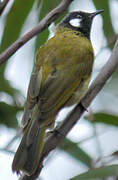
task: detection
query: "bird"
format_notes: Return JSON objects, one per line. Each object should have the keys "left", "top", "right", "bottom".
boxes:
{"left": 12, "top": 10, "right": 103, "bottom": 176}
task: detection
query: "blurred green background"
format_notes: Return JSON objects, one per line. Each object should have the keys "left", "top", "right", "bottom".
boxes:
{"left": 0, "top": 0, "right": 118, "bottom": 179}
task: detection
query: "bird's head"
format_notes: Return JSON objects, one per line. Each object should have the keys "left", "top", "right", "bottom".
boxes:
{"left": 58, "top": 10, "right": 104, "bottom": 39}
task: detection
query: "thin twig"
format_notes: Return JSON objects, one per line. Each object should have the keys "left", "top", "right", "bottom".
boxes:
{"left": 0, "top": 130, "right": 21, "bottom": 155}
{"left": 77, "top": 128, "right": 108, "bottom": 145}
{"left": 0, "top": 0, "right": 9, "bottom": 15}
{"left": 0, "top": 148, "right": 14, "bottom": 154}
{"left": 20, "top": 39, "right": 118, "bottom": 180}
{"left": 5, "top": 130, "right": 21, "bottom": 149}
{"left": 0, "top": 0, "right": 73, "bottom": 65}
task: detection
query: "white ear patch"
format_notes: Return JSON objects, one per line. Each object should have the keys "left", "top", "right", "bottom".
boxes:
{"left": 69, "top": 18, "right": 81, "bottom": 28}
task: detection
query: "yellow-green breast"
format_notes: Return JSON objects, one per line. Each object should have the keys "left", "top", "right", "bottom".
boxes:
{"left": 35, "top": 26, "right": 94, "bottom": 113}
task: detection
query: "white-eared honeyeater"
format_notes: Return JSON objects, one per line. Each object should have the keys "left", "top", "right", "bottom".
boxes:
{"left": 12, "top": 10, "right": 103, "bottom": 176}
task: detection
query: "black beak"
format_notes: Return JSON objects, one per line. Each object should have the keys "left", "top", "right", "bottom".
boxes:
{"left": 90, "top": 9, "right": 104, "bottom": 18}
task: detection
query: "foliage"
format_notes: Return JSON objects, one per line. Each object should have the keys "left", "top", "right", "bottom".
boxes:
{"left": 71, "top": 165, "right": 118, "bottom": 180}
{"left": 0, "top": 0, "right": 118, "bottom": 179}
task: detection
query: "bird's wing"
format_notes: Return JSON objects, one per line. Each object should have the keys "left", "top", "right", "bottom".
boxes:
{"left": 21, "top": 66, "right": 42, "bottom": 127}
{"left": 37, "top": 60, "right": 92, "bottom": 119}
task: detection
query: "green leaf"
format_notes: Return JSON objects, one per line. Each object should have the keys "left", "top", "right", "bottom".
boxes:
{"left": 104, "top": 68, "right": 118, "bottom": 95}
{"left": 35, "top": 0, "right": 62, "bottom": 52}
{"left": 85, "top": 112, "right": 118, "bottom": 127}
{"left": 60, "top": 138, "right": 93, "bottom": 168}
{"left": 35, "top": 29, "right": 49, "bottom": 53}
{"left": 71, "top": 165, "right": 118, "bottom": 180}
{"left": 93, "top": 0, "right": 115, "bottom": 47}
{"left": 0, "top": 78, "right": 19, "bottom": 97}
{"left": 0, "top": 0, "right": 35, "bottom": 53}
{"left": 0, "top": 102, "right": 23, "bottom": 128}
{"left": 0, "top": 0, "right": 35, "bottom": 83}
{"left": 37, "top": 0, "right": 42, "bottom": 8}
{"left": 39, "top": 0, "right": 61, "bottom": 20}
{"left": 0, "top": 0, "right": 35, "bottom": 98}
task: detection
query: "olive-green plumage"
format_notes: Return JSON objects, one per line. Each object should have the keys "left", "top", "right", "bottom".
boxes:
{"left": 12, "top": 10, "right": 103, "bottom": 176}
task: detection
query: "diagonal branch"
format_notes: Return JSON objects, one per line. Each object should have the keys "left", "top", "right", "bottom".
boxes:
{"left": 0, "top": 0, "right": 73, "bottom": 66}
{"left": 20, "top": 39, "right": 118, "bottom": 180}
{"left": 0, "top": 0, "right": 9, "bottom": 15}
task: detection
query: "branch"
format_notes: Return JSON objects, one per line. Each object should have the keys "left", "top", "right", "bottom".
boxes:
{"left": 5, "top": 130, "right": 21, "bottom": 149}
{"left": 0, "top": 148, "right": 14, "bottom": 154}
{"left": 0, "top": 0, "right": 9, "bottom": 15}
{"left": 20, "top": 39, "right": 118, "bottom": 180}
{"left": 0, "top": 0, "right": 73, "bottom": 66}
{"left": 0, "top": 130, "right": 21, "bottom": 155}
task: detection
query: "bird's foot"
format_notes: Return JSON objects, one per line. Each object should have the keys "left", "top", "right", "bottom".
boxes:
{"left": 48, "top": 129, "right": 64, "bottom": 138}
{"left": 80, "top": 101, "right": 88, "bottom": 112}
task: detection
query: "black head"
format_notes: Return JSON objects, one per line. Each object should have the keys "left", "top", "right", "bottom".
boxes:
{"left": 58, "top": 10, "right": 104, "bottom": 39}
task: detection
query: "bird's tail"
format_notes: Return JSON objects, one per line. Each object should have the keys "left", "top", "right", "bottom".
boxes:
{"left": 12, "top": 118, "right": 46, "bottom": 176}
